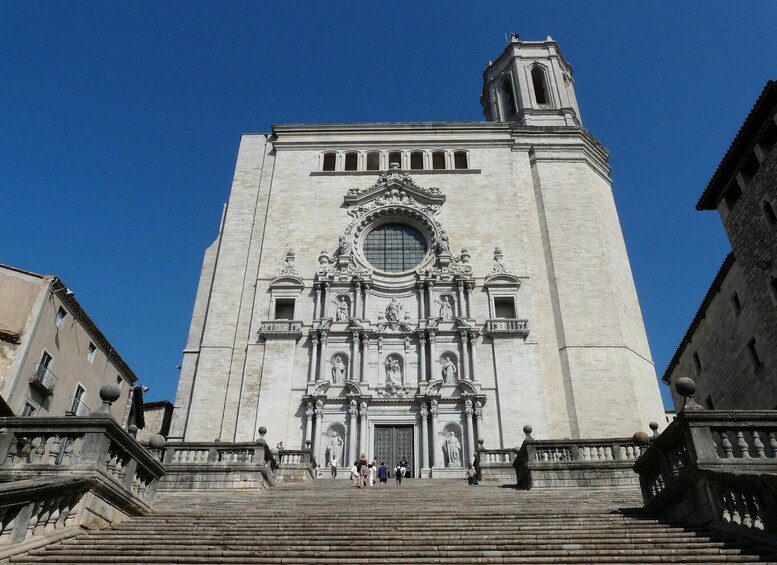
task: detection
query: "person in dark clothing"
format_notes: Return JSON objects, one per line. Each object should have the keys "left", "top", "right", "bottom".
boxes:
{"left": 378, "top": 461, "right": 389, "bottom": 486}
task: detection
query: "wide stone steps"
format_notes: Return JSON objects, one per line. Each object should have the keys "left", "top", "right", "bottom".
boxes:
{"left": 9, "top": 481, "right": 777, "bottom": 564}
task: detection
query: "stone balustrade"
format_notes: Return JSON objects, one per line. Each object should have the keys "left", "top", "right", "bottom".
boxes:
{"left": 0, "top": 411, "right": 165, "bottom": 558}
{"left": 514, "top": 426, "right": 644, "bottom": 489}
{"left": 633, "top": 407, "right": 777, "bottom": 543}
{"left": 483, "top": 319, "right": 530, "bottom": 337}
{"left": 257, "top": 320, "right": 304, "bottom": 339}
{"left": 474, "top": 446, "right": 517, "bottom": 481}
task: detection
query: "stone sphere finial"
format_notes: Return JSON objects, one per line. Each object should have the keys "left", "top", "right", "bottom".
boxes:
{"left": 460, "top": 248, "right": 470, "bottom": 263}
{"left": 148, "top": 434, "right": 166, "bottom": 449}
{"left": 675, "top": 377, "right": 703, "bottom": 411}
{"left": 523, "top": 425, "right": 534, "bottom": 440}
{"left": 649, "top": 421, "right": 659, "bottom": 438}
{"left": 128, "top": 424, "right": 138, "bottom": 437}
{"left": 258, "top": 426, "right": 267, "bottom": 437}
{"left": 633, "top": 431, "right": 650, "bottom": 445}
{"left": 305, "top": 439, "right": 311, "bottom": 447}
{"left": 95, "top": 383, "right": 121, "bottom": 416}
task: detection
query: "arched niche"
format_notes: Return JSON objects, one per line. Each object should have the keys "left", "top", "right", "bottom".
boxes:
{"left": 330, "top": 352, "right": 349, "bottom": 383}
{"left": 441, "top": 422, "right": 464, "bottom": 468}
{"left": 332, "top": 294, "right": 351, "bottom": 322}
{"left": 383, "top": 353, "right": 403, "bottom": 385}
{"left": 435, "top": 292, "right": 456, "bottom": 321}
{"left": 325, "top": 423, "right": 346, "bottom": 466}
{"left": 439, "top": 351, "right": 459, "bottom": 383}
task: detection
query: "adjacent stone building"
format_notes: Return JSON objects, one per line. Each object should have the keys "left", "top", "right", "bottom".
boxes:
{"left": 0, "top": 263, "right": 142, "bottom": 426}
{"left": 664, "top": 81, "right": 777, "bottom": 410}
{"left": 170, "top": 36, "right": 666, "bottom": 476}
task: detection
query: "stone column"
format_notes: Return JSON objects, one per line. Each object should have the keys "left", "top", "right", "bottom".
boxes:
{"left": 474, "top": 400, "right": 484, "bottom": 443}
{"left": 348, "top": 399, "right": 358, "bottom": 464}
{"left": 377, "top": 337, "right": 384, "bottom": 383}
{"left": 308, "top": 333, "right": 318, "bottom": 383}
{"left": 362, "top": 284, "right": 371, "bottom": 319}
{"left": 417, "top": 282, "right": 426, "bottom": 320}
{"left": 317, "top": 332, "right": 328, "bottom": 381}
{"left": 465, "top": 282, "right": 474, "bottom": 318}
{"left": 351, "top": 332, "right": 359, "bottom": 381}
{"left": 457, "top": 282, "right": 465, "bottom": 317}
{"left": 403, "top": 337, "right": 410, "bottom": 385}
{"left": 426, "top": 282, "right": 434, "bottom": 318}
{"left": 359, "top": 401, "right": 368, "bottom": 457}
{"left": 322, "top": 283, "right": 330, "bottom": 318}
{"left": 430, "top": 399, "right": 439, "bottom": 468}
{"left": 354, "top": 283, "right": 362, "bottom": 319}
{"left": 465, "top": 399, "right": 475, "bottom": 465}
{"left": 419, "top": 402, "right": 430, "bottom": 471}
{"left": 360, "top": 335, "right": 368, "bottom": 384}
{"left": 429, "top": 332, "right": 437, "bottom": 379}
{"left": 419, "top": 334, "right": 427, "bottom": 382}
{"left": 313, "top": 400, "right": 324, "bottom": 464}
{"left": 469, "top": 333, "right": 478, "bottom": 381}
{"left": 314, "top": 284, "right": 322, "bottom": 320}
{"left": 304, "top": 402, "right": 314, "bottom": 447}
{"left": 460, "top": 332, "right": 471, "bottom": 381}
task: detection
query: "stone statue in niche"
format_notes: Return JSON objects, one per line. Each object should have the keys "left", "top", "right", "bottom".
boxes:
{"left": 437, "top": 295, "right": 453, "bottom": 321}
{"left": 385, "top": 298, "right": 402, "bottom": 322}
{"left": 444, "top": 432, "right": 462, "bottom": 467}
{"left": 441, "top": 356, "right": 457, "bottom": 383}
{"left": 334, "top": 296, "right": 349, "bottom": 321}
{"left": 327, "top": 432, "right": 343, "bottom": 464}
{"left": 331, "top": 355, "right": 346, "bottom": 382}
{"left": 385, "top": 356, "right": 402, "bottom": 384}
{"left": 437, "top": 231, "right": 451, "bottom": 255}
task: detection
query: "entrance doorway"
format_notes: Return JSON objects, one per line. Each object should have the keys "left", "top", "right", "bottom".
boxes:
{"left": 374, "top": 426, "right": 414, "bottom": 478}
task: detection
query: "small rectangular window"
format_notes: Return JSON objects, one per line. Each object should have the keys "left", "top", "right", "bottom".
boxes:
{"left": 453, "top": 151, "right": 468, "bottom": 170}
{"left": 322, "top": 153, "right": 336, "bottom": 172}
{"left": 723, "top": 183, "right": 742, "bottom": 209}
{"left": 410, "top": 152, "right": 424, "bottom": 170}
{"left": 388, "top": 151, "right": 402, "bottom": 168}
{"left": 692, "top": 352, "right": 702, "bottom": 375}
{"left": 746, "top": 338, "right": 762, "bottom": 369}
{"left": 493, "top": 297, "right": 516, "bottom": 319}
{"left": 432, "top": 151, "right": 446, "bottom": 170}
{"left": 770, "top": 277, "right": 777, "bottom": 305}
{"left": 22, "top": 402, "right": 36, "bottom": 417}
{"left": 704, "top": 395, "right": 715, "bottom": 410}
{"left": 344, "top": 152, "right": 358, "bottom": 171}
{"left": 87, "top": 342, "right": 96, "bottom": 363}
{"left": 730, "top": 291, "right": 742, "bottom": 315}
{"left": 366, "top": 152, "right": 380, "bottom": 171}
{"left": 274, "top": 299, "right": 295, "bottom": 320}
{"left": 740, "top": 152, "right": 760, "bottom": 183}
{"left": 69, "top": 384, "right": 86, "bottom": 415}
{"left": 762, "top": 200, "right": 777, "bottom": 228}
{"left": 55, "top": 307, "right": 67, "bottom": 328}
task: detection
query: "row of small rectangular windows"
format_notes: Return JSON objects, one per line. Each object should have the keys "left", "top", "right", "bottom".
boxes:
{"left": 321, "top": 150, "right": 469, "bottom": 172}
{"left": 55, "top": 307, "right": 97, "bottom": 362}
{"left": 721, "top": 117, "right": 777, "bottom": 210}
{"left": 692, "top": 334, "right": 765, "bottom": 377}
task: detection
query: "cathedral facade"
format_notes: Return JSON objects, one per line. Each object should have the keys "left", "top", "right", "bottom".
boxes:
{"left": 169, "top": 37, "right": 665, "bottom": 477}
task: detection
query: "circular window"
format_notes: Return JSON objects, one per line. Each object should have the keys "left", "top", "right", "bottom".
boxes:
{"left": 363, "top": 223, "right": 428, "bottom": 273}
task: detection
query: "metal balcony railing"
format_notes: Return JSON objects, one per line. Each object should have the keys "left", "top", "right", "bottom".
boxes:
{"left": 29, "top": 364, "right": 58, "bottom": 396}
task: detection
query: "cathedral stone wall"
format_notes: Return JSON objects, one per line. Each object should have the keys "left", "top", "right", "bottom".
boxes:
{"left": 169, "top": 39, "right": 666, "bottom": 474}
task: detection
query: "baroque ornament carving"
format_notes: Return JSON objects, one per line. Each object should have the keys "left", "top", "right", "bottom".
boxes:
{"left": 487, "top": 247, "right": 512, "bottom": 277}
{"left": 376, "top": 382, "right": 413, "bottom": 399}
{"left": 277, "top": 249, "right": 301, "bottom": 278}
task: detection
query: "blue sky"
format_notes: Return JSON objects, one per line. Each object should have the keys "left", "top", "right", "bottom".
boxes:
{"left": 2, "top": 3, "right": 775, "bottom": 409}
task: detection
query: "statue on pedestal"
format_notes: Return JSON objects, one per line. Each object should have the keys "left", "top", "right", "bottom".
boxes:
{"left": 385, "top": 298, "right": 402, "bottom": 322}
{"left": 331, "top": 355, "right": 346, "bottom": 382}
{"left": 444, "top": 432, "right": 461, "bottom": 467}
{"left": 437, "top": 295, "right": 453, "bottom": 321}
{"left": 327, "top": 432, "right": 343, "bottom": 464}
{"left": 334, "top": 296, "right": 349, "bottom": 321}
{"left": 441, "top": 356, "right": 457, "bottom": 383}
{"left": 385, "top": 357, "right": 402, "bottom": 384}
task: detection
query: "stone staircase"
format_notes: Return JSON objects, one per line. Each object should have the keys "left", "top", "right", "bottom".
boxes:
{"left": 9, "top": 480, "right": 777, "bottom": 564}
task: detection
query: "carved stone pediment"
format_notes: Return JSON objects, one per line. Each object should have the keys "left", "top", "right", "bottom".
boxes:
{"left": 457, "top": 380, "right": 480, "bottom": 396}
{"left": 376, "top": 382, "right": 414, "bottom": 399}
{"left": 344, "top": 169, "right": 446, "bottom": 208}
{"left": 343, "top": 380, "right": 364, "bottom": 396}
{"left": 423, "top": 379, "right": 444, "bottom": 396}
{"left": 309, "top": 381, "right": 331, "bottom": 396}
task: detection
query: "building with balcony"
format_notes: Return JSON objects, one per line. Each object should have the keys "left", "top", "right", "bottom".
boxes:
{"left": 169, "top": 36, "right": 666, "bottom": 477}
{"left": 663, "top": 81, "right": 777, "bottom": 411}
{"left": 0, "top": 263, "right": 142, "bottom": 426}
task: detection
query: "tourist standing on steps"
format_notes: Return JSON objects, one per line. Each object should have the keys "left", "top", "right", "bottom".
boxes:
{"left": 378, "top": 462, "right": 389, "bottom": 486}
{"left": 466, "top": 464, "right": 478, "bottom": 486}
{"left": 368, "top": 462, "right": 375, "bottom": 487}
{"left": 330, "top": 456, "right": 338, "bottom": 479}
{"left": 395, "top": 461, "right": 404, "bottom": 486}
{"left": 358, "top": 453, "right": 369, "bottom": 488}
{"left": 350, "top": 461, "right": 359, "bottom": 487}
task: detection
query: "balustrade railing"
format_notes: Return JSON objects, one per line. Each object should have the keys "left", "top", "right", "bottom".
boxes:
{"left": 484, "top": 319, "right": 530, "bottom": 337}
{"left": 514, "top": 426, "right": 645, "bottom": 489}
{"left": 257, "top": 320, "right": 304, "bottom": 339}
{"left": 633, "top": 400, "right": 777, "bottom": 539}
{"left": 162, "top": 443, "right": 266, "bottom": 466}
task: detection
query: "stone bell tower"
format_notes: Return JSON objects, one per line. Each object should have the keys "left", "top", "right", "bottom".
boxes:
{"left": 481, "top": 35, "right": 582, "bottom": 127}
